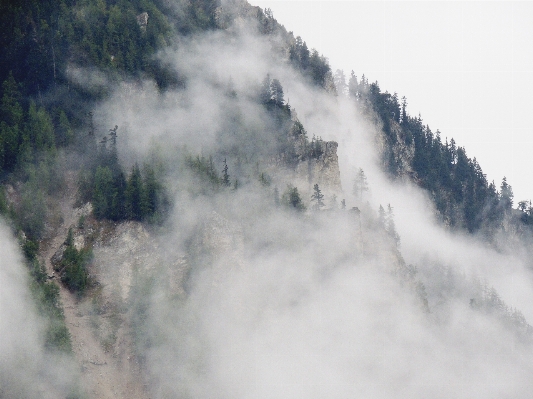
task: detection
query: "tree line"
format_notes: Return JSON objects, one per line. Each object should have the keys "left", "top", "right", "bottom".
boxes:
{"left": 336, "top": 70, "right": 518, "bottom": 235}
{"left": 78, "top": 124, "right": 166, "bottom": 223}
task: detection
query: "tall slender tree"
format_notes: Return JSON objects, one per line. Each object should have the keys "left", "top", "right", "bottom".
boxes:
{"left": 353, "top": 168, "right": 369, "bottom": 201}
{"left": 311, "top": 183, "right": 325, "bottom": 210}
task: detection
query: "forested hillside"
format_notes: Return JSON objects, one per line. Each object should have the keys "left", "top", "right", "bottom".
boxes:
{"left": 344, "top": 73, "right": 533, "bottom": 239}
{"left": 1, "top": 1, "right": 533, "bottom": 398}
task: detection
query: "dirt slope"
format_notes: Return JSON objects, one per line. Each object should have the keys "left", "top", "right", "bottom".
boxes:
{"left": 40, "top": 173, "right": 148, "bottom": 399}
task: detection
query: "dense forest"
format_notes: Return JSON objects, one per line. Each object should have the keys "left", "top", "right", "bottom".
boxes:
{"left": 1, "top": 1, "right": 533, "bottom": 398}
{"left": 0, "top": 0, "right": 336, "bottom": 358}
{"left": 0, "top": 0, "right": 530, "bottom": 335}
{"left": 341, "top": 73, "right": 533, "bottom": 239}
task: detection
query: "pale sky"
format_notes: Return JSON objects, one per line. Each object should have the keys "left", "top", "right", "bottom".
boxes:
{"left": 251, "top": 1, "right": 533, "bottom": 203}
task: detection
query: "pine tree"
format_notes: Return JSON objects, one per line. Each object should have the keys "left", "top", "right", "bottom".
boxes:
{"left": 143, "top": 164, "right": 159, "bottom": 217}
{"left": 378, "top": 204, "right": 386, "bottom": 227}
{"left": 222, "top": 158, "right": 230, "bottom": 187}
{"left": 259, "top": 74, "right": 271, "bottom": 104}
{"left": 108, "top": 125, "right": 118, "bottom": 169}
{"left": 334, "top": 69, "right": 347, "bottom": 96}
{"left": 311, "top": 183, "right": 325, "bottom": 211}
{"left": 282, "top": 185, "right": 305, "bottom": 211}
{"left": 0, "top": 72, "right": 23, "bottom": 170}
{"left": 500, "top": 177, "right": 514, "bottom": 212}
{"left": 93, "top": 166, "right": 113, "bottom": 219}
{"left": 348, "top": 71, "right": 358, "bottom": 98}
{"left": 400, "top": 96, "right": 407, "bottom": 124}
{"left": 353, "top": 168, "right": 369, "bottom": 201}
{"left": 386, "top": 204, "right": 400, "bottom": 246}
{"left": 125, "top": 164, "right": 145, "bottom": 220}
{"left": 61, "top": 228, "right": 89, "bottom": 293}
{"left": 270, "top": 78, "right": 284, "bottom": 107}
{"left": 109, "top": 171, "right": 127, "bottom": 221}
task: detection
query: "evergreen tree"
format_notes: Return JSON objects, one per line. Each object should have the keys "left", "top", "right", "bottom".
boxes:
{"left": 282, "top": 185, "right": 305, "bottom": 211}
{"left": 500, "top": 177, "right": 514, "bottom": 212}
{"left": 400, "top": 96, "right": 407, "bottom": 124}
{"left": 386, "top": 204, "right": 400, "bottom": 246}
{"left": 353, "top": 168, "right": 369, "bottom": 201}
{"left": 25, "top": 101, "right": 56, "bottom": 154}
{"left": 300, "top": 40, "right": 310, "bottom": 70}
{"left": 93, "top": 166, "right": 113, "bottom": 219}
{"left": 378, "top": 204, "right": 386, "bottom": 227}
{"left": 108, "top": 125, "right": 118, "bottom": 170}
{"left": 60, "top": 228, "right": 90, "bottom": 293}
{"left": 259, "top": 74, "right": 272, "bottom": 104}
{"left": 334, "top": 69, "right": 347, "bottom": 96}
{"left": 109, "top": 170, "right": 127, "bottom": 221}
{"left": 125, "top": 163, "right": 145, "bottom": 220}
{"left": 348, "top": 71, "right": 358, "bottom": 99}
{"left": 270, "top": 79, "right": 284, "bottom": 107}
{"left": 143, "top": 164, "right": 159, "bottom": 217}
{"left": 55, "top": 109, "right": 74, "bottom": 147}
{"left": 311, "top": 183, "right": 325, "bottom": 210}
{"left": 0, "top": 72, "right": 24, "bottom": 170}
{"left": 222, "top": 158, "right": 230, "bottom": 187}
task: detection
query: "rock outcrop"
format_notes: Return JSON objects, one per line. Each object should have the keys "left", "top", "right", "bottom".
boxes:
{"left": 136, "top": 12, "right": 148, "bottom": 32}
{"left": 294, "top": 140, "right": 342, "bottom": 193}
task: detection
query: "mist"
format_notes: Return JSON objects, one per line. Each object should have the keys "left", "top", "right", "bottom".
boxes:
{"left": 0, "top": 222, "right": 77, "bottom": 398}
{"left": 88, "top": 14, "right": 533, "bottom": 397}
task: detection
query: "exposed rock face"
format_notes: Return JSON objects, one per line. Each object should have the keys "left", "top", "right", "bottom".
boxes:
{"left": 295, "top": 140, "right": 342, "bottom": 193}
{"left": 215, "top": 0, "right": 261, "bottom": 29}
{"left": 376, "top": 119, "right": 415, "bottom": 181}
{"left": 136, "top": 12, "right": 148, "bottom": 31}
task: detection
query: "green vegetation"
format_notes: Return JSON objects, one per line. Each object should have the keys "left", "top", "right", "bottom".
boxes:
{"left": 311, "top": 183, "right": 325, "bottom": 211}
{"left": 60, "top": 228, "right": 92, "bottom": 294}
{"left": 77, "top": 125, "right": 167, "bottom": 223}
{"left": 289, "top": 36, "right": 333, "bottom": 88}
{"left": 349, "top": 74, "right": 521, "bottom": 236}
{"left": 22, "top": 237, "right": 72, "bottom": 352}
{"left": 281, "top": 185, "right": 305, "bottom": 212}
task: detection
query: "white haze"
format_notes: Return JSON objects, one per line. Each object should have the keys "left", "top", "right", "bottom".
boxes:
{"left": 0, "top": 222, "right": 77, "bottom": 398}
{"left": 91, "top": 15, "right": 533, "bottom": 397}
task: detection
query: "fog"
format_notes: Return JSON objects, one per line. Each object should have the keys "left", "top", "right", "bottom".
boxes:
{"left": 0, "top": 3, "right": 531, "bottom": 398}
{"left": 0, "top": 223, "right": 77, "bottom": 398}
{"left": 87, "top": 11, "right": 533, "bottom": 398}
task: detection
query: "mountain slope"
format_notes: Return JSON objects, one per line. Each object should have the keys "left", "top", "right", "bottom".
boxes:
{"left": 1, "top": 1, "right": 533, "bottom": 398}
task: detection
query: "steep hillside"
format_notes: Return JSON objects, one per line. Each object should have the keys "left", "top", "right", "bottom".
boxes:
{"left": 2, "top": 1, "right": 533, "bottom": 398}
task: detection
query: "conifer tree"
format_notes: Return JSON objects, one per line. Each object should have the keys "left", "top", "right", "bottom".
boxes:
{"left": 353, "top": 168, "right": 369, "bottom": 201}
{"left": 110, "top": 171, "right": 127, "bottom": 221}
{"left": 93, "top": 166, "right": 113, "bottom": 219}
{"left": 378, "top": 204, "right": 386, "bottom": 227}
{"left": 500, "top": 177, "right": 514, "bottom": 212}
{"left": 348, "top": 71, "right": 358, "bottom": 99}
{"left": 311, "top": 183, "right": 325, "bottom": 211}
{"left": 108, "top": 125, "right": 118, "bottom": 169}
{"left": 386, "top": 204, "right": 400, "bottom": 246}
{"left": 270, "top": 79, "right": 284, "bottom": 107}
{"left": 143, "top": 164, "right": 159, "bottom": 217}
{"left": 222, "top": 158, "right": 230, "bottom": 187}
{"left": 125, "top": 164, "right": 145, "bottom": 220}
{"left": 282, "top": 185, "right": 305, "bottom": 211}
{"left": 259, "top": 74, "right": 272, "bottom": 104}
{"left": 334, "top": 69, "right": 347, "bottom": 96}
